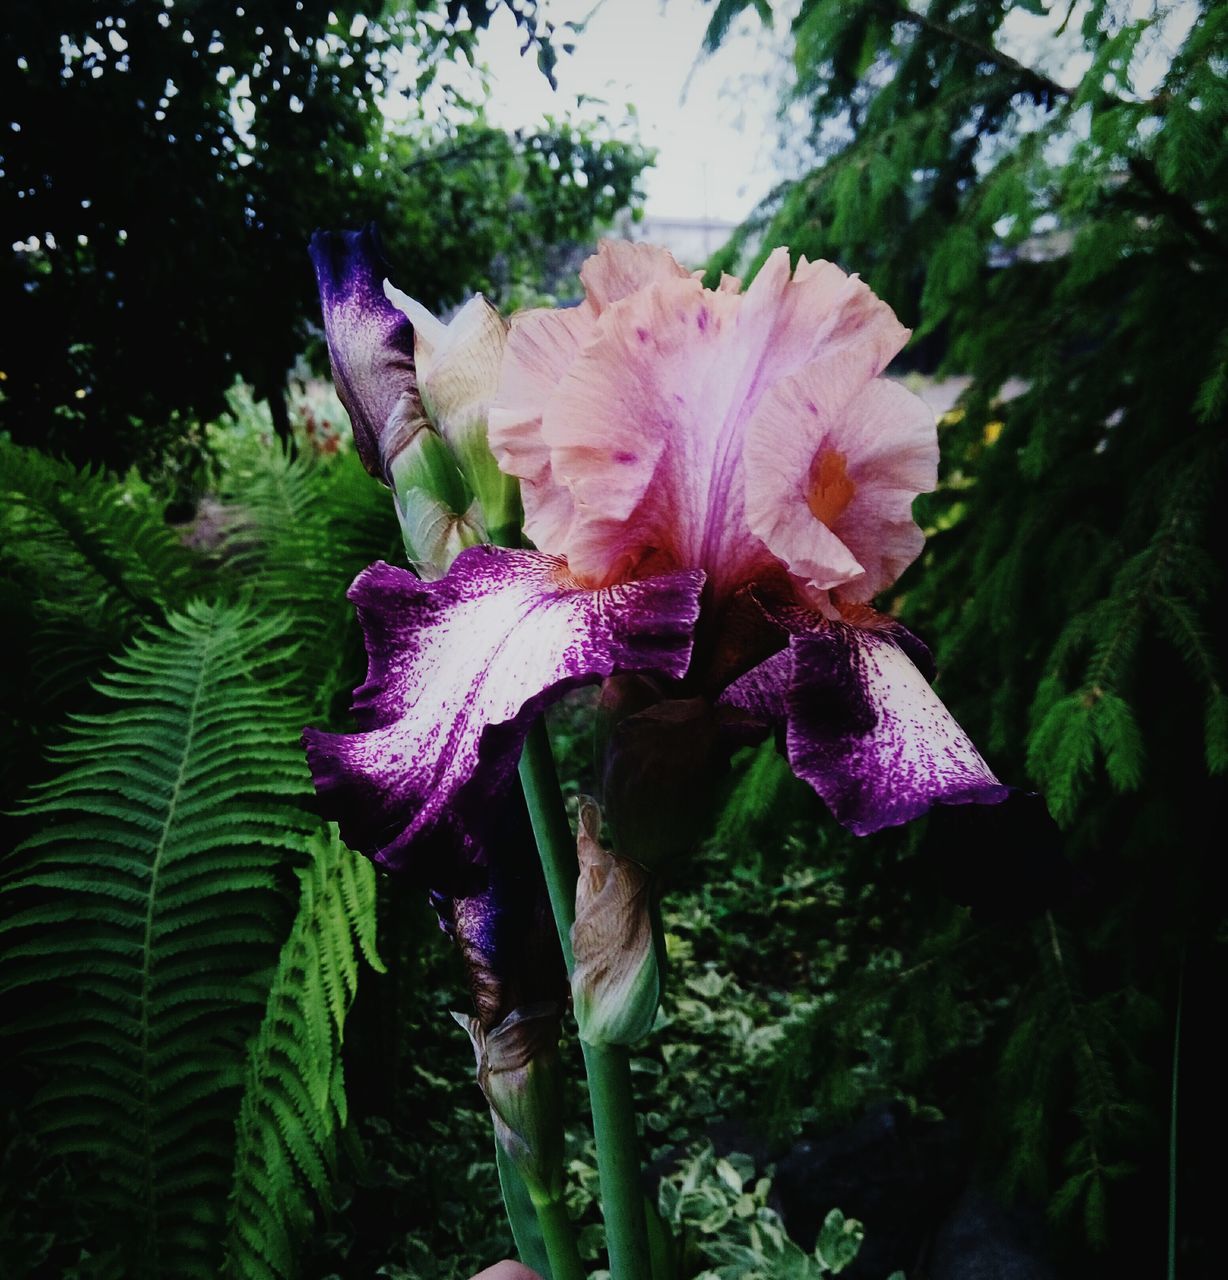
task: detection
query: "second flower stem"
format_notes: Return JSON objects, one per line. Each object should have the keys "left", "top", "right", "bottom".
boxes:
{"left": 534, "top": 1193, "right": 587, "bottom": 1280}
{"left": 580, "top": 1040, "right": 652, "bottom": 1280}
{"left": 518, "top": 722, "right": 652, "bottom": 1280}
{"left": 518, "top": 722, "right": 578, "bottom": 971}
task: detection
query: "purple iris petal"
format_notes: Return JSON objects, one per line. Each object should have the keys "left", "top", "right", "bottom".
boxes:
{"left": 719, "top": 647, "right": 791, "bottom": 728}
{"left": 786, "top": 624, "right": 1008, "bottom": 835}
{"left": 722, "top": 617, "right": 1007, "bottom": 835}
{"left": 309, "top": 225, "right": 418, "bottom": 480}
{"left": 304, "top": 545, "right": 704, "bottom": 875}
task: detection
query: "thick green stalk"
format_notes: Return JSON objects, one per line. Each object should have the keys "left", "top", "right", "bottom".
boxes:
{"left": 580, "top": 1040, "right": 652, "bottom": 1280}
{"left": 532, "top": 1192, "right": 587, "bottom": 1280}
{"left": 518, "top": 724, "right": 651, "bottom": 1280}
{"left": 1168, "top": 955, "right": 1185, "bottom": 1280}
{"left": 517, "top": 723, "right": 577, "bottom": 973}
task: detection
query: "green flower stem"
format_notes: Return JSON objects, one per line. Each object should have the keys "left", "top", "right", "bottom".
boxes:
{"left": 580, "top": 1039, "right": 652, "bottom": 1280}
{"left": 1168, "top": 952, "right": 1185, "bottom": 1280}
{"left": 518, "top": 723, "right": 651, "bottom": 1280}
{"left": 517, "top": 722, "right": 577, "bottom": 973}
{"left": 532, "top": 1191, "right": 587, "bottom": 1280}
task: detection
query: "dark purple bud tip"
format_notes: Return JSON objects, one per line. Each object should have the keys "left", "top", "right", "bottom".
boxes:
{"left": 309, "top": 224, "right": 420, "bottom": 480}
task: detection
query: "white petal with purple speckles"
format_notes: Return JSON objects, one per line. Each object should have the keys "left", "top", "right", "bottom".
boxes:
{"left": 786, "top": 624, "right": 1008, "bottom": 835}
{"left": 303, "top": 545, "right": 703, "bottom": 873}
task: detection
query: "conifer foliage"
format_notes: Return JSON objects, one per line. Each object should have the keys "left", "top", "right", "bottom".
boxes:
{"left": 704, "top": 0, "right": 1225, "bottom": 1265}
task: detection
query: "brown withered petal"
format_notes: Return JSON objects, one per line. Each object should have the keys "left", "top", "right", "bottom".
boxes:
{"left": 454, "top": 1003, "right": 565, "bottom": 1202}
{"left": 570, "top": 799, "right": 661, "bottom": 1045}
{"left": 596, "top": 680, "right": 726, "bottom": 870}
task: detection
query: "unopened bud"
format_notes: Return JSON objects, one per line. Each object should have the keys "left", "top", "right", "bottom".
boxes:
{"left": 385, "top": 285, "right": 522, "bottom": 545}
{"left": 454, "top": 1003, "right": 565, "bottom": 1206}
{"left": 570, "top": 799, "right": 662, "bottom": 1046}
{"left": 597, "top": 676, "right": 723, "bottom": 870}
{"left": 385, "top": 421, "right": 485, "bottom": 578}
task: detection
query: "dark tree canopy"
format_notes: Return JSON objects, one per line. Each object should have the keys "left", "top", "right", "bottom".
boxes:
{"left": 1, "top": 1, "right": 648, "bottom": 475}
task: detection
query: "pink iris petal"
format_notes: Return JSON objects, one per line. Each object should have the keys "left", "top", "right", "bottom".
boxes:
{"left": 488, "top": 305, "right": 596, "bottom": 556}
{"left": 490, "top": 240, "right": 691, "bottom": 557}
{"left": 745, "top": 367, "right": 938, "bottom": 602}
{"left": 722, "top": 616, "right": 1006, "bottom": 835}
{"left": 303, "top": 546, "right": 704, "bottom": 874}
{"left": 493, "top": 244, "right": 912, "bottom": 601}
{"left": 577, "top": 238, "right": 692, "bottom": 310}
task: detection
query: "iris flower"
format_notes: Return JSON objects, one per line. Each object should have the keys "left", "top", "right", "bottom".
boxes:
{"left": 305, "top": 237, "right": 1007, "bottom": 879}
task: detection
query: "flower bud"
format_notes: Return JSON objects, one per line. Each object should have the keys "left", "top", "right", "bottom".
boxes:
{"left": 454, "top": 1003, "right": 565, "bottom": 1206}
{"left": 309, "top": 226, "right": 490, "bottom": 577}
{"left": 570, "top": 799, "right": 663, "bottom": 1046}
{"left": 385, "top": 285, "right": 522, "bottom": 546}
{"left": 385, "top": 425, "right": 484, "bottom": 578}
{"left": 596, "top": 675, "right": 724, "bottom": 871}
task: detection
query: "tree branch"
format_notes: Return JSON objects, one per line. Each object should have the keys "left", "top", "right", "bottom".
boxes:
{"left": 877, "top": 1, "right": 1227, "bottom": 260}
{"left": 877, "top": 1, "right": 1075, "bottom": 100}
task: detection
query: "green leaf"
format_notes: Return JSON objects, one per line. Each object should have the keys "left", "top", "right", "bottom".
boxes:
{"left": 815, "top": 1208, "right": 864, "bottom": 1273}
{"left": 1, "top": 601, "right": 316, "bottom": 1278}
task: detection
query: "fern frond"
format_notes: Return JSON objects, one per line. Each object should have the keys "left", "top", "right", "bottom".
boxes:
{"left": 217, "top": 443, "right": 396, "bottom": 712}
{"left": 223, "top": 825, "right": 384, "bottom": 1280}
{"left": 0, "top": 437, "right": 200, "bottom": 627}
{"left": 0, "top": 439, "right": 204, "bottom": 811}
{"left": 0, "top": 600, "right": 316, "bottom": 1278}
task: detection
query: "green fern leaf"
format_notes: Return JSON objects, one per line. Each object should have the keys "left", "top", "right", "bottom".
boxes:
{"left": 0, "top": 600, "right": 316, "bottom": 1278}
{"left": 222, "top": 825, "right": 384, "bottom": 1280}
{"left": 217, "top": 443, "right": 396, "bottom": 713}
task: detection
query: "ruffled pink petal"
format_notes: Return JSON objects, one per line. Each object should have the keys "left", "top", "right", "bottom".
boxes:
{"left": 519, "top": 249, "right": 911, "bottom": 598}
{"left": 579, "top": 239, "right": 691, "bottom": 311}
{"left": 745, "top": 368, "right": 937, "bottom": 600}
{"left": 303, "top": 546, "right": 704, "bottom": 874}
{"left": 488, "top": 305, "right": 596, "bottom": 554}
{"left": 490, "top": 241, "right": 692, "bottom": 556}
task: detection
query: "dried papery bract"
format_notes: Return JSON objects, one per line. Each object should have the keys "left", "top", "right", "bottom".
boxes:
{"left": 455, "top": 1004, "right": 565, "bottom": 1206}
{"left": 570, "top": 799, "right": 662, "bottom": 1046}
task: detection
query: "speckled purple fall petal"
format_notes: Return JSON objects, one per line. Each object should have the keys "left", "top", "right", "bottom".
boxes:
{"left": 309, "top": 225, "right": 419, "bottom": 479}
{"left": 718, "top": 647, "right": 791, "bottom": 729}
{"left": 721, "top": 613, "right": 1005, "bottom": 835}
{"left": 303, "top": 545, "right": 704, "bottom": 874}
{"left": 785, "top": 623, "right": 1008, "bottom": 835}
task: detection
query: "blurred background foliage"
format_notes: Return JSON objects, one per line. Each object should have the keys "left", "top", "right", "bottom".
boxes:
{"left": 1, "top": 1, "right": 1225, "bottom": 1278}
{"left": 1, "top": 0, "right": 649, "bottom": 490}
